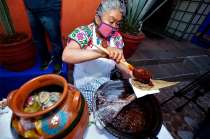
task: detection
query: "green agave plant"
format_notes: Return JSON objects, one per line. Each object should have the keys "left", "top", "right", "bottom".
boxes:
{"left": 0, "top": 0, "right": 15, "bottom": 36}
{"left": 121, "top": 0, "right": 167, "bottom": 35}
{"left": 0, "top": 0, "right": 28, "bottom": 44}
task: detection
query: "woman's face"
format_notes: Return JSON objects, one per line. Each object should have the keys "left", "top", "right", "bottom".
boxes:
{"left": 100, "top": 9, "right": 122, "bottom": 29}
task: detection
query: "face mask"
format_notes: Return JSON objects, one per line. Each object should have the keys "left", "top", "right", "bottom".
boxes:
{"left": 97, "top": 22, "right": 118, "bottom": 39}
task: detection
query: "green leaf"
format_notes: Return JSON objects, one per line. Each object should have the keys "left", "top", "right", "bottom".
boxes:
{"left": 131, "top": 0, "right": 147, "bottom": 25}
{"left": 0, "top": 0, "right": 15, "bottom": 35}
{"left": 136, "top": 0, "right": 157, "bottom": 23}
{"left": 121, "top": 0, "right": 161, "bottom": 34}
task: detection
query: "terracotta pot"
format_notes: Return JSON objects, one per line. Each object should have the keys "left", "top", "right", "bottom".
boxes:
{"left": 0, "top": 36, "right": 36, "bottom": 71}
{"left": 121, "top": 33, "right": 145, "bottom": 59}
{"left": 7, "top": 74, "right": 89, "bottom": 139}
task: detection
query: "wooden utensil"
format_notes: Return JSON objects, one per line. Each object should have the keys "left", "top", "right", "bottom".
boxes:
{"left": 95, "top": 44, "right": 134, "bottom": 70}
{"left": 95, "top": 44, "right": 152, "bottom": 85}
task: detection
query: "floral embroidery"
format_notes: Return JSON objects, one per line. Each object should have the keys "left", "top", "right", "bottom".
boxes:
{"left": 68, "top": 26, "right": 92, "bottom": 48}
{"left": 76, "top": 32, "right": 85, "bottom": 40}
{"left": 68, "top": 23, "right": 124, "bottom": 49}
{"left": 115, "top": 41, "right": 121, "bottom": 48}
{"left": 113, "top": 33, "right": 124, "bottom": 48}
{"left": 88, "top": 38, "right": 93, "bottom": 48}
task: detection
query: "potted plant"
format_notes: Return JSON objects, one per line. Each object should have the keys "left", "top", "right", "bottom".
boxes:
{"left": 120, "top": 0, "right": 167, "bottom": 58}
{"left": 0, "top": 0, "right": 36, "bottom": 71}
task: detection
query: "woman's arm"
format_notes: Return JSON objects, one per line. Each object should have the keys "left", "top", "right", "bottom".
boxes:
{"left": 62, "top": 40, "right": 106, "bottom": 64}
{"left": 106, "top": 47, "right": 133, "bottom": 79}
{"left": 116, "top": 61, "right": 133, "bottom": 79}
{"left": 97, "top": 46, "right": 133, "bottom": 79}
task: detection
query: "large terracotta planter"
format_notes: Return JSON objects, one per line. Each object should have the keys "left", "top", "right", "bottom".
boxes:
{"left": 7, "top": 74, "right": 89, "bottom": 139}
{"left": 0, "top": 36, "right": 36, "bottom": 71}
{"left": 121, "top": 33, "right": 145, "bottom": 59}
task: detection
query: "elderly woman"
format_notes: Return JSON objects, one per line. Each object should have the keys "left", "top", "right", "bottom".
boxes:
{"left": 62, "top": 0, "right": 131, "bottom": 111}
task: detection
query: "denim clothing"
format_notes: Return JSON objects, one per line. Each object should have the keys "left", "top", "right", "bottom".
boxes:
{"left": 27, "top": 9, "right": 63, "bottom": 65}
{"left": 24, "top": 0, "right": 61, "bottom": 12}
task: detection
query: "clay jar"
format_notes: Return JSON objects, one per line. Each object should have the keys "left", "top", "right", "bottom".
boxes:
{"left": 7, "top": 74, "right": 89, "bottom": 139}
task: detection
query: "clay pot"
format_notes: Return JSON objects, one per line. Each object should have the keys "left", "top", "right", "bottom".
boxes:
{"left": 121, "top": 33, "right": 145, "bottom": 59}
{"left": 7, "top": 74, "right": 89, "bottom": 139}
{"left": 0, "top": 35, "right": 36, "bottom": 71}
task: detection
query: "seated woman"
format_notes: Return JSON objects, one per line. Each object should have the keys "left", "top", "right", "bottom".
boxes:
{"left": 62, "top": 0, "right": 131, "bottom": 111}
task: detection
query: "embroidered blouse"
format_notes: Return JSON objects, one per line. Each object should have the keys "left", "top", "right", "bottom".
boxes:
{"left": 68, "top": 23, "right": 124, "bottom": 89}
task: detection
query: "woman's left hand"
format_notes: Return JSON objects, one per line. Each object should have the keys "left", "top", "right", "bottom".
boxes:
{"left": 106, "top": 47, "right": 124, "bottom": 63}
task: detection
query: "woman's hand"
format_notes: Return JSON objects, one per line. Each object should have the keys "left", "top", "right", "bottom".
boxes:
{"left": 106, "top": 47, "right": 124, "bottom": 63}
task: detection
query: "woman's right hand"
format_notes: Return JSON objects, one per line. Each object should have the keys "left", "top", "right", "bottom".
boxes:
{"left": 106, "top": 47, "right": 124, "bottom": 63}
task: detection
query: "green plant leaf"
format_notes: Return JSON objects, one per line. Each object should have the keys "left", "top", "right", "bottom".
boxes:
{"left": 121, "top": 0, "right": 166, "bottom": 34}
{"left": 137, "top": 0, "right": 157, "bottom": 23}
{"left": 0, "top": 0, "right": 15, "bottom": 36}
{"left": 129, "top": 0, "right": 140, "bottom": 23}
{"left": 131, "top": 0, "right": 147, "bottom": 25}
{"left": 126, "top": 0, "right": 133, "bottom": 22}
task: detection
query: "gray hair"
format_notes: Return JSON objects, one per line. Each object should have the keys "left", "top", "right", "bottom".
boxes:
{"left": 96, "top": 0, "right": 126, "bottom": 17}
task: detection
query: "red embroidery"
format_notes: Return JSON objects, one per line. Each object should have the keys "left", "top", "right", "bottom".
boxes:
{"left": 88, "top": 38, "right": 93, "bottom": 48}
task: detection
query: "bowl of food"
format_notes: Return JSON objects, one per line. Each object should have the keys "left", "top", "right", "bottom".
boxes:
{"left": 93, "top": 80, "right": 162, "bottom": 139}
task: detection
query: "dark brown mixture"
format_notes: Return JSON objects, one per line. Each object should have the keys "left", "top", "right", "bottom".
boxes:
{"left": 112, "top": 105, "right": 145, "bottom": 133}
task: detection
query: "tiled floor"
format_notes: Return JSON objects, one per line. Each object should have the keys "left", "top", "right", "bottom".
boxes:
{"left": 155, "top": 81, "right": 210, "bottom": 139}
{"left": 128, "top": 37, "right": 210, "bottom": 81}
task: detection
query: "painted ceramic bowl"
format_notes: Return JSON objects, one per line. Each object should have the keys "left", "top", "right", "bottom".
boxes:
{"left": 7, "top": 74, "right": 89, "bottom": 139}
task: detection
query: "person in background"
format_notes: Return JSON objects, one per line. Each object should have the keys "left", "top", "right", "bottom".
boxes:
{"left": 23, "top": 0, "right": 63, "bottom": 73}
{"left": 62, "top": 0, "right": 131, "bottom": 111}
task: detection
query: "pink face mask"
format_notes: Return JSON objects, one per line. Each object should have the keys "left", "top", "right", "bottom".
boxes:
{"left": 97, "top": 22, "right": 118, "bottom": 39}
